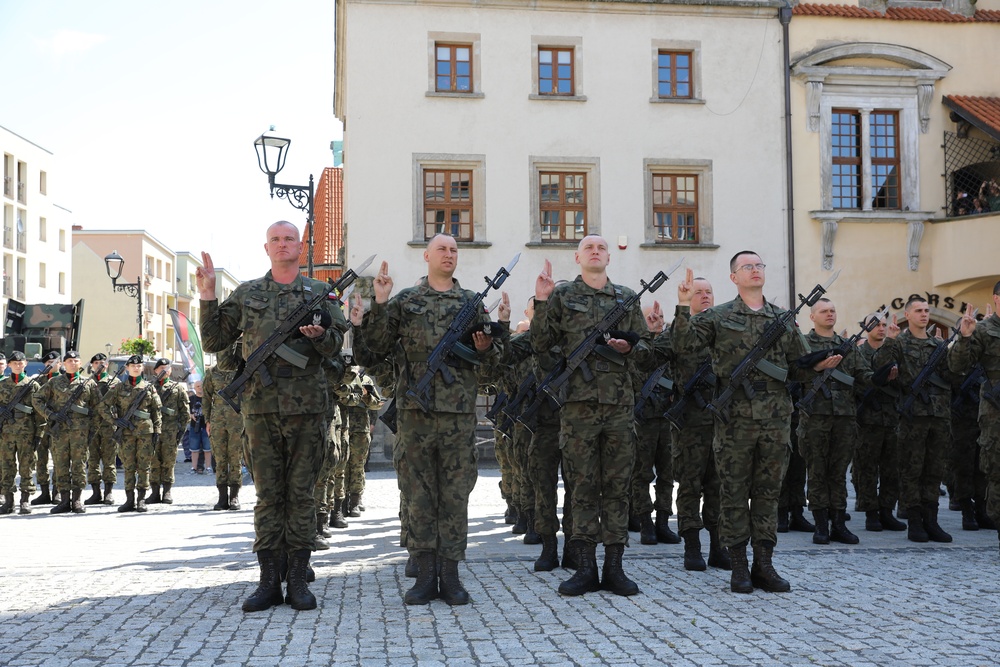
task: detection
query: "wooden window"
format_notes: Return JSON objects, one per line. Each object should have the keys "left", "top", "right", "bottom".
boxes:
{"left": 831, "top": 109, "right": 862, "bottom": 210}
{"left": 435, "top": 43, "right": 472, "bottom": 93}
{"left": 539, "top": 172, "right": 587, "bottom": 241}
{"left": 423, "top": 169, "right": 473, "bottom": 240}
{"left": 538, "top": 47, "right": 574, "bottom": 96}
{"left": 870, "top": 111, "right": 900, "bottom": 210}
{"left": 657, "top": 51, "right": 692, "bottom": 99}
{"left": 652, "top": 174, "right": 698, "bottom": 243}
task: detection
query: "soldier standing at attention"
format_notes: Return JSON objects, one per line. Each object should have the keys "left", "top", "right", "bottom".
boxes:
{"left": 33, "top": 351, "right": 100, "bottom": 515}
{"left": 344, "top": 359, "right": 384, "bottom": 517}
{"left": 198, "top": 220, "right": 347, "bottom": 613}
{"left": 532, "top": 235, "right": 652, "bottom": 597}
{"left": 671, "top": 252, "right": 839, "bottom": 593}
{"left": 149, "top": 358, "right": 190, "bottom": 505}
{"left": 203, "top": 350, "right": 246, "bottom": 511}
{"left": 30, "top": 350, "right": 62, "bottom": 506}
{"left": 0, "top": 351, "right": 45, "bottom": 515}
{"left": 359, "top": 234, "right": 509, "bottom": 606}
{"left": 83, "top": 353, "right": 122, "bottom": 506}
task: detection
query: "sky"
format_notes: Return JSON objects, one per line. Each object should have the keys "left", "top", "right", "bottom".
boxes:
{"left": 0, "top": 0, "right": 342, "bottom": 280}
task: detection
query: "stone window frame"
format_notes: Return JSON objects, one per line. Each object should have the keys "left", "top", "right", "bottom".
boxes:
{"left": 409, "top": 154, "right": 490, "bottom": 247}
{"left": 526, "top": 156, "right": 600, "bottom": 246}
{"left": 641, "top": 159, "right": 716, "bottom": 249}
{"left": 650, "top": 40, "right": 704, "bottom": 105}
{"left": 529, "top": 36, "right": 586, "bottom": 102}
{"left": 426, "top": 32, "right": 484, "bottom": 100}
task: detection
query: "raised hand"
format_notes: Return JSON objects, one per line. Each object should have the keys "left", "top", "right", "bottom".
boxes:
{"left": 958, "top": 302, "right": 977, "bottom": 338}
{"left": 373, "top": 261, "right": 394, "bottom": 304}
{"left": 196, "top": 252, "right": 217, "bottom": 298}
{"left": 677, "top": 267, "right": 694, "bottom": 306}
{"left": 349, "top": 293, "right": 365, "bottom": 327}
{"left": 498, "top": 291, "right": 511, "bottom": 323}
{"left": 887, "top": 314, "right": 901, "bottom": 339}
{"left": 535, "top": 259, "right": 555, "bottom": 301}
{"left": 645, "top": 300, "right": 665, "bottom": 333}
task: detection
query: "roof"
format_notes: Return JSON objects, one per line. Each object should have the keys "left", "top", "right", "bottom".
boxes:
{"left": 943, "top": 96, "right": 1000, "bottom": 142}
{"left": 792, "top": 3, "right": 1000, "bottom": 22}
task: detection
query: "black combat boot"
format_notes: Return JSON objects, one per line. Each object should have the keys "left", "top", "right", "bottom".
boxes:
{"left": 83, "top": 483, "right": 103, "bottom": 506}
{"left": 830, "top": 510, "right": 860, "bottom": 544}
{"left": 213, "top": 485, "right": 228, "bottom": 511}
{"left": 285, "top": 549, "right": 317, "bottom": 610}
{"left": 907, "top": 506, "right": 928, "bottom": 542}
{"left": 512, "top": 508, "right": 528, "bottom": 535}
{"left": 777, "top": 506, "right": 789, "bottom": 533}
{"left": 879, "top": 506, "right": 906, "bottom": 531}
{"left": 789, "top": 506, "right": 815, "bottom": 532}
{"left": 601, "top": 544, "right": 639, "bottom": 596}
{"left": 148, "top": 483, "right": 162, "bottom": 504}
{"left": 19, "top": 491, "right": 31, "bottom": 514}
{"left": 71, "top": 489, "right": 85, "bottom": 514}
{"left": 975, "top": 499, "right": 997, "bottom": 530}
{"left": 707, "top": 526, "right": 731, "bottom": 570}
{"left": 0, "top": 492, "right": 13, "bottom": 515}
{"left": 136, "top": 488, "right": 148, "bottom": 513}
{"left": 30, "top": 485, "right": 52, "bottom": 506}
{"left": 102, "top": 482, "right": 115, "bottom": 506}
{"left": 439, "top": 557, "right": 471, "bottom": 606}
{"left": 865, "top": 511, "right": 883, "bottom": 532}
{"left": 561, "top": 539, "right": 579, "bottom": 570}
{"left": 681, "top": 529, "right": 706, "bottom": 571}
{"left": 523, "top": 510, "right": 542, "bottom": 545}
{"left": 654, "top": 511, "right": 681, "bottom": 544}
{"left": 242, "top": 550, "right": 284, "bottom": 612}
{"left": 405, "top": 553, "right": 418, "bottom": 578}
{"left": 897, "top": 506, "right": 909, "bottom": 520}
{"left": 812, "top": 509, "right": 830, "bottom": 545}
{"left": 923, "top": 503, "right": 953, "bottom": 543}
{"left": 118, "top": 490, "right": 136, "bottom": 513}
{"left": 628, "top": 514, "right": 641, "bottom": 532}
{"left": 347, "top": 493, "right": 362, "bottom": 518}
{"left": 161, "top": 483, "right": 173, "bottom": 505}
{"left": 228, "top": 486, "right": 241, "bottom": 511}
{"left": 535, "top": 534, "right": 559, "bottom": 572}
{"left": 317, "top": 513, "right": 332, "bottom": 538}
{"left": 558, "top": 541, "right": 600, "bottom": 596}
{"left": 331, "top": 501, "right": 348, "bottom": 529}
{"left": 504, "top": 500, "right": 517, "bottom": 525}
{"left": 639, "top": 513, "right": 658, "bottom": 546}
{"left": 50, "top": 490, "right": 71, "bottom": 514}
{"left": 960, "top": 499, "right": 979, "bottom": 531}
{"left": 750, "top": 541, "right": 791, "bottom": 593}
{"left": 728, "top": 542, "right": 753, "bottom": 594}
{"left": 404, "top": 551, "right": 439, "bottom": 605}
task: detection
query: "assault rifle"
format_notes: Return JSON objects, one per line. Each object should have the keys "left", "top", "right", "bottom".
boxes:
{"left": 633, "top": 364, "right": 673, "bottom": 422}
{"left": 663, "top": 359, "right": 715, "bottom": 430}
{"left": 378, "top": 399, "right": 397, "bottom": 434}
{"left": 982, "top": 377, "right": 1000, "bottom": 410}
{"left": 898, "top": 323, "right": 965, "bottom": 418}
{"left": 485, "top": 391, "right": 509, "bottom": 427}
{"left": 219, "top": 255, "right": 375, "bottom": 413}
{"left": 795, "top": 308, "right": 887, "bottom": 416}
{"left": 45, "top": 377, "right": 94, "bottom": 437}
{"left": 707, "top": 270, "right": 840, "bottom": 424}
{"left": 517, "top": 260, "right": 682, "bottom": 432}
{"left": 112, "top": 368, "right": 169, "bottom": 443}
{"left": 497, "top": 371, "right": 537, "bottom": 438}
{"left": 951, "top": 364, "right": 985, "bottom": 411}
{"left": 0, "top": 374, "right": 41, "bottom": 431}
{"left": 406, "top": 254, "right": 520, "bottom": 413}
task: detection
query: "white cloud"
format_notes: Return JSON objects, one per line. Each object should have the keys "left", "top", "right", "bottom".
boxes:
{"left": 36, "top": 29, "right": 107, "bottom": 60}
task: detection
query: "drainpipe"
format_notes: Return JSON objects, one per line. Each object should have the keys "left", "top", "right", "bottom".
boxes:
{"left": 780, "top": 2, "right": 796, "bottom": 309}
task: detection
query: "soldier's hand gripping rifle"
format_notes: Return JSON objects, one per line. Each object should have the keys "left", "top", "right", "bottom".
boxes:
{"left": 517, "top": 260, "right": 682, "bottom": 432}
{"left": 485, "top": 390, "right": 509, "bottom": 427}
{"left": 219, "top": 255, "right": 375, "bottom": 413}
{"left": 952, "top": 364, "right": 985, "bottom": 411}
{"left": 497, "top": 371, "right": 537, "bottom": 438}
{"left": 0, "top": 374, "right": 41, "bottom": 432}
{"left": 897, "top": 320, "right": 967, "bottom": 418}
{"left": 795, "top": 308, "right": 887, "bottom": 416}
{"left": 112, "top": 368, "right": 169, "bottom": 443}
{"left": 45, "top": 378, "right": 94, "bottom": 437}
{"left": 633, "top": 364, "right": 673, "bottom": 422}
{"left": 663, "top": 359, "right": 716, "bottom": 430}
{"left": 405, "top": 254, "right": 520, "bottom": 413}
{"left": 707, "top": 270, "right": 840, "bottom": 424}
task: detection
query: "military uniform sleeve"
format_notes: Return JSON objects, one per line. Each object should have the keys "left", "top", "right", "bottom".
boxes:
{"left": 360, "top": 299, "right": 400, "bottom": 358}
{"left": 149, "top": 390, "right": 163, "bottom": 434}
{"left": 176, "top": 384, "right": 192, "bottom": 424}
{"left": 31, "top": 381, "right": 52, "bottom": 421}
{"left": 309, "top": 294, "right": 348, "bottom": 360}
{"left": 200, "top": 291, "right": 244, "bottom": 354}
{"left": 872, "top": 335, "right": 902, "bottom": 372}
{"left": 670, "top": 305, "right": 716, "bottom": 356}
{"left": 948, "top": 329, "right": 979, "bottom": 375}
{"left": 202, "top": 370, "right": 215, "bottom": 423}
{"left": 530, "top": 292, "right": 563, "bottom": 356}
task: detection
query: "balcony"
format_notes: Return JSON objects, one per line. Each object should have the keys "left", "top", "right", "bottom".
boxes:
{"left": 928, "top": 211, "right": 1000, "bottom": 287}
{"left": 3, "top": 176, "right": 10, "bottom": 199}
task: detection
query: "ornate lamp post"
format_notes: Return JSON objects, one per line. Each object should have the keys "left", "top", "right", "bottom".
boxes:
{"left": 254, "top": 133, "right": 315, "bottom": 277}
{"left": 104, "top": 250, "right": 143, "bottom": 336}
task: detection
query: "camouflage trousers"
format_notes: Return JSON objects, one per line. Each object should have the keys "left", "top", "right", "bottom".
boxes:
{"left": 120, "top": 432, "right": 154, "bottom": 492}
{"left": 527, "top": 409, "right": 572, "bottom": 536}
{"left": 50, "top": 424, "right": 90, "bottom": 491}
{"left": 952, "top": 418, "right": 985, "bottom": 501}
{"left": 346, "top": 429, "right": 372, "bottom": 496}
{"left": 560, "top": 402, "right": 634, "bottom": 546}
{"left": 332, "top": 427, "right": 350, "bottom": 502}
{"left": 854, "top": 422, "right": 900, "bottom": 512}
{"left": 397, "top": 409, "right": 478, "bottom": 561}
{"left": 779, "top": 429, "right": 807, "bottom": 510}
{"left": 714, "top": 416, "right": 790, "bottom": 548}
{"left": 673, "top": 419, "right": 721, "bottom": 534}
{"left": 86, "top": 428, "right": 118, "bottom": 485}
{"left": 493, "top": 428, "right": 514, "bottom": 503}
{"left": 392, "top": 433, "right": 411, "bottom": 549}
{"left": 512, "top": 423, "right": 534, "bottom": 512}
{"left": 150, "top": 429, "right": 180, "bottom": 485}
{"left": 978, "top": 419, "right": 1000, "bottom": 524}
{"left": 896, "top": 416, "right": 949, "bottom": 510}
{"left": 211, "top": 419, "right": 245, "bottom": 488}
{"left": 631, "top": 418, "right": 673, "bottom": 516}
{"left": 35, "top": 433, "right": 51, "bottom": 487}
{"left": 798, "top": 414, "right": 856, "bottom": 511}
{"left": 0, "top": 419, "right": 36, "bottom": 494}
{"left": 313, "top": 431, "right": 339, "bottom": 514}
{"left": 244, "top": 413, "right": 327, "bottom": 553}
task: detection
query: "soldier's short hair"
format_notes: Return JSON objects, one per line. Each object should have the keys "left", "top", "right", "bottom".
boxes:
{"left": 904, "top": 295, "right": 928, "bottom": 310}
{"left": 993, "top": 279, "right": 1000, "bottom": 296}
{"left": 729, "top": 250, "right": 760, "bottom": 273}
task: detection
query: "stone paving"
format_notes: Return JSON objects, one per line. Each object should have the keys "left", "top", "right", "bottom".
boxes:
{"left": 2, "top": 459, "right": 999, "bottom": 667}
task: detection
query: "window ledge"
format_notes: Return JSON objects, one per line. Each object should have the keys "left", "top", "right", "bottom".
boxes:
{"left": 425, "top": 91, "right": 485, "bottom": 100}
{"left": 810, "top": 210, "right": 933, "bottom": 224}
{"left": 810, "top": 210, "right": 935, "bottom": 272}
{"left": 407, "top": 240, "right": 492, "bottom": 248}
{"left": 528, "top": 94, "right": 587, "bottom": 102}
{"left": 649, "top": 97, "right": 705, "bottom": 105}
{"left": 639, "top": 242, "right": 718, "bottom": 249}
{"left": 524, "top": 241, "right": 581, "bottom": 247}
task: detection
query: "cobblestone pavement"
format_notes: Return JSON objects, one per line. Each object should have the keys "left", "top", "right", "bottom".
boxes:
{"left": 2, "top": 457, "right": 999, "bottom": 667}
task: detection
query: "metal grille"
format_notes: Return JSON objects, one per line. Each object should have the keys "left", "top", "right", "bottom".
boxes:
{"left": 943, "top": 131, "right": 1000, "bottom": 217}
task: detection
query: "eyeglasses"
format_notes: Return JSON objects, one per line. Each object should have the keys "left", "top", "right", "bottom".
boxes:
{"left": 735, "top": 263, "right": 766, "bottom": 273}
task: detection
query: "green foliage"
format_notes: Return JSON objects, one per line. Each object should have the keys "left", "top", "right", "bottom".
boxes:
{"left": 120, "top": 337, "right": 156, "bottom": 358}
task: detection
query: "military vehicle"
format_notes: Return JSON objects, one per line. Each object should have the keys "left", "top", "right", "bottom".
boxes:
{"left": 2, "top": 299, "right": 84, "bottom": 373}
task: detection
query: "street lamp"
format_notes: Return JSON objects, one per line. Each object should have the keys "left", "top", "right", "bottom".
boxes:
{"left": 254, "top": 132, "right": 315, "bottom": 277}
{"left": 104, "top": 250, "right": 143, "bottom": 337}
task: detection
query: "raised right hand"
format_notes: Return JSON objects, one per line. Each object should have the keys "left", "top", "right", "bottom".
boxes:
{"left": 196, "top": 252, "right": 217, "bottom": 298}
{"left": 373, "top": 261, "right": 393, "bottom": 304}
{"left": 535, "top": 259, "right": 554, "bottom": 301}
{"left": 677, "top": 267, "right": 694, "bottom": 306}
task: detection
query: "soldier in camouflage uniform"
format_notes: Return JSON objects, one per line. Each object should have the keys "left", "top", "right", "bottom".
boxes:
{"left": 532, "top": 237, "right": 652, "bottom": 597}
{"left": 32, "top": 351, "right": 101, "bottom": 515}
{"left": 29, "top": 351, "right": 62, "bottom": 506}
{"left": 345, "top": 362, "right": 384, "bottom": 516}
{"left": 314, "top": 360, "right": 347, "bottom": 548}
{"left": 950, "top": 289, "right": 1000, "bottom": 557}
{"left": 203, "top": 352, "right": 246, "bottom": 511}
{"left": 199, "top": 221, "right": 346, "bottom": 613}
{"left": 83, "top": 353, "right": 122, "bottom": 506}
{"left": 874, "top": 297, "right": 955, "bottom": 544}
{"left": 949, "top": 363, "right": 989, "bottom": 530}
{"left": 500, "top": 326, "right": 540, "bottom": 544}
{"left": 358, "top": 234, "right": 508, "bottom": 606}
{"left": 149, "top": 358, "right": 190, "bottom": 505}
{"left": 328, "top": 376, "right": 355, "bottom": 529}
{"left": 0, "top": 351, "right": 45, "bottom": 515}
{"left": 99, "top": 354, "right": 163, "bottom": 514}
{"left": 672, "top": 252, "right": 838, "bottom": 594}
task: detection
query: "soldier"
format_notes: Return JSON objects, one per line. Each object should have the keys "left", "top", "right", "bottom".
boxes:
{"left": 672, "top": 252, "right": 839, "bottom": 594}
{"left": 329, "top": 374, "right": 355, "bottom": 530}
{"left": 0, "top": 351, "right": 44, "bottom": 515}
{"left": 874, "top": 297, "right": 955, "bottom": 544}
{"left": 32, "top": 351, "right": 100, "bottom": 514}
{"left": 314, "top": 360, "right": 347, "bottom": 547}
{"left": 83, "top": 353, "right": 122, "bottom": 506}
{"left": 149, "top": 358, "right": 190, "bottom": 504}
{"left": 499, "top": 324, "right": 539, "bottom": 544}
{"left": 949, "top": 362, "right": 989, "bottom": 530}
{"left": 358, "top": 234, "right": 508, "bottom": 606}
{"left": 532, "top": 235, "right": 652, "bottom": 597}
{"left": 199, "top": 220, "right": 347, "bottom": 613}
{"left": 344, "top": 359, "right": 385, "bottom": 517}
{"left": 777, "top": 391, "right": 815, "bottom": 535}
{"left": 29, "top": 350, "right": 62, "bottom": 506}
{"left": 203, "top": 349, "right": 245, "bottom": 511}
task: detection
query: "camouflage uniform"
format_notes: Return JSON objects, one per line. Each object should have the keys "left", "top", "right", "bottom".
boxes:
{"left": 631, "top": 362, "right": 676, "bottom": 540}
{"left": 0, "top": 373, "right": 44, "bottom": 507}
{"left": 203, "top": 366, "right": 245, "bottom": 488}
{"left": 87, "top": 370, "right": 122, "bottom": 487}
{"left": 33, "top": 372, "right": 101, "bottom": 495}
{"left": 501, "top": 334, "right": 537, "bottom": 533}
{"left": 99, "top": 376, "right": 163, "bottom": 492}
{"left": 152, "top": 376, "right": 191, "bottom": 486}
{"left": 32, "top": 368, "right": 61, "bottom": 498}
{"left": 950, "top": 370, "right": 986, "bottom": 520}
{"left": 345, "top": 368, "right": 383, "bottom": 505}
{"left": 200, "top": 271, "right": 346, "bottom": 553}
{"left": 315, "top": 365, "right": 345, "bottom": 524}
{"left": 855, "top": 341, "right": 902, "bottom": 515}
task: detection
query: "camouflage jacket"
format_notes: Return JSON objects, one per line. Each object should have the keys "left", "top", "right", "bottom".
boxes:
{"left": 874, "top": 329, "right": 954, "bottom": 419}
{"left": 799, "top": 330, "right": 871, "bottom": 418}
{"left": 361, "top": 277, "right": 503, "bottom": 414}
{"left": 670, "top": 295, "right": 811, "bottom": 421}
{"left": 949, "top": 312, "right": 1000, "bottom": 421}
{"left": 200, "top": 270, "right": 347, "bottom": 416}
{"left": 156, "top": 378, "right": 191, "bottom": 434}
{"left": 99, "top": 376, "right": 163, "bottom": 435}
{"left": 531, "top": 275, "right": 651, "bottom": 407}
{"left": 856, "top": 340, "right": 901, "bottom": 426}
{"left": 92, "top": 372, "right": 122, "bottom": 399}
{"left": 0, "top": 372, "right": 45, "bottom": 435}
{"left": 343, "top": 368, "right": 383, "bottom": 432}
{"left": 202, "top": 366, "right": 240, "bottom": 427}
{"left": 32, "top": 372, "right": 101, "bottom": 431}
{"left": 654, "top": 322, "right": 714, "bottom": 427}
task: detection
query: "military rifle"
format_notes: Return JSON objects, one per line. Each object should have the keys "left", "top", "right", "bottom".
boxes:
{"left": 663, "top": 359, "right": 715, "bottom": 430}
{"left": 112, "top": 368, "right": 169, "bottom": 443}
{"left": 633, "top": 364, "right": 673, "bottom": 422}
{"left": 951, "top": 364, "right": 985, "bottom": 411}
{"left": 378, "top": 398, "right": 398, "bottom": 434}
{"left": 0, "top": 374, "right": 41, "bottom": 431}
{"left": 44, "top": 376, "right": 94, "bottom": 437}
{"left": 484, "top": 390, "right": 509, "bottom": 427}
{"left": 897, "top": 323, "right": 964, "bottom": 418}
{"left": 497, "top": 371, "right": 538, "bottom": 438}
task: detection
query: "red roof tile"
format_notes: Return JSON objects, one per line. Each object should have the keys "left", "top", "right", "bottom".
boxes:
{"left": 298, "top": 166, "right": 344, "bottom": 278}
{"left": 793, "top": 4, "right": 1000, "bottom": 22}
{"left": 943, "top": 96, "right": 1000, "bottom": 141}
